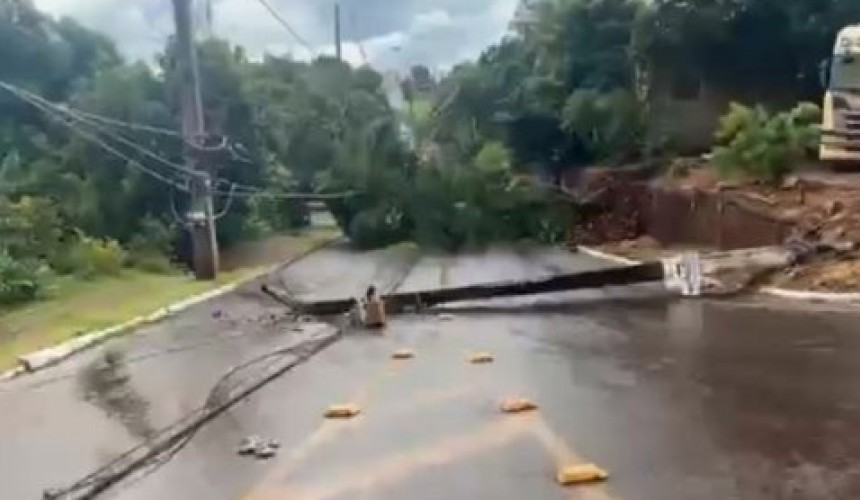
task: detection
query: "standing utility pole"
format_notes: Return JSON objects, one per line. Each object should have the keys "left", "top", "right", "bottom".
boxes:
{"left": 172, "top": 0, "right": 219, "bottom": 280}
{"left": 334, "top": 3, "right": 342, "bottom": 61}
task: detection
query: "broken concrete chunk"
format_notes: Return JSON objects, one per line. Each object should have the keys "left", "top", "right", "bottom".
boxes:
{"left": 825, "top": 200, "right": 845, "bottom": 216}
{"left": 500, "top": 397, "right": 538, "bottom": 414}
{"left": 237, "top": 436, "right": 262, "bottom": 455}
{"left": 469, "top": 352, "right": 494, "bottom": 364}
{"left": 556, "top": 464, "right": 609, "bottom": 485}
{"left": 254, "top": 443, "right": 279, "bottom": 459}
{"left": 324, "top": 404, "right": 361, "bottom": 419}
{"left": 782, "top": 176, "right": 800, "bottom": 190}
{"left": 391, "top": 349, "right": 415, "bottom": 360}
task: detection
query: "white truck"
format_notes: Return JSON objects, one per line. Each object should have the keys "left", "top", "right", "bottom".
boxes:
{"left": 821, "top": 25, "right": 860, "bottom": 165}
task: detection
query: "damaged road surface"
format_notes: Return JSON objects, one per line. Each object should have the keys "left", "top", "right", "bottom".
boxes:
{"left": 3, "top": 245, "right": 860, "bottom": 499}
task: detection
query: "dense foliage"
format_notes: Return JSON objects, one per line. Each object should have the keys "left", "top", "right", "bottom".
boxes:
{"left": 713, "top": 102, "right": 821, "bottom": 182}
{"left": 0, "top": 0, "right": 412, "bottom": 302}
{"left": 430, "top": 0, "right": 858, "bottom": 178}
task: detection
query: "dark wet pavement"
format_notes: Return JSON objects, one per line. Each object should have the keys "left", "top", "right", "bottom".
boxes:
{"left": 2, "top": 246, "right": 860, "bottom": 499}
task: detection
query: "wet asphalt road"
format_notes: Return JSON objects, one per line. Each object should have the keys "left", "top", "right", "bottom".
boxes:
{"left": 2, "top": 246, "right": 860, "bottom": 499}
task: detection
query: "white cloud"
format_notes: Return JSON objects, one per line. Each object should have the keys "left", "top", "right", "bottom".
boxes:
{"left": 32, "top": 0, "right": 519, "bottom": 71}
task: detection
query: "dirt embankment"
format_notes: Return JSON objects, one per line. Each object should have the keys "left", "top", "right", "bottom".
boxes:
{"left": 571, "top": 165, "right": 860, "bottom": 293}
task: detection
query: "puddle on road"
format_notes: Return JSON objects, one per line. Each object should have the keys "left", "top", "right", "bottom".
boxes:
{"left": 78, "top": 348, "right": 155, "bottom": 440}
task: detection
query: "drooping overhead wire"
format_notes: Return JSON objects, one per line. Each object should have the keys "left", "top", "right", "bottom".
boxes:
{"left": 4, "top": 83, "right": 200, "bottom": 178}
{"left": 0, "top": 81, "right": 359, "bottom": 202}
{"left": 213, "top": 184, "right": 356, "bottom": 200}
{"left": 349, "top": 8, "right": 369, "bottom": 65}
{"left": 0, "top": 82, "right": 192, "bottom": 191}
{"left": 213, "top": 183, "right": 236, "bottom": 219}
{"left": 58, "top": 106, "right": 183, "bottom": 137}
{"left": 253, "top": 0, "right": 317, "bottom": 57}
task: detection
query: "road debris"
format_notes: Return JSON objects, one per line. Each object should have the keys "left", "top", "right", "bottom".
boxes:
{"left": 254, "top": 442, "right": 279, "bottom": 459}
{"left": 363, "top": 285, "right": 387, "bottom": 328}
{"left": 237, "top": 436, "right": 280, "bottom": 459}
{"left": 237, "top": 436, "right": 262, "bottom": 455}
{"left": 556, "top": 464, "right": 609, "bottom": 485}
{"left": 439, "top": 313, "right": 455, "bottom": 321}
{"left": 469, "top": 352, "right": 494, "bottom": 364}
{"left": 391, "top": 349, "right": 415, "bottom": 360}
{"left": 324, "top": 404, "right": 361, "bottom": 419}
{"left": 500, "top": 397, "right": 538, "bottom": 413}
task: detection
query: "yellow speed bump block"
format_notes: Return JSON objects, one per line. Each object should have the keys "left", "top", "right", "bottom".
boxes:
{"left": 391, "top": 349, "right": 415, "bottom": 360}
{"left": 500, "top": 397, "right": 538, "bottom": 414}
{"left": 324, "top": 404, "right": 361, "bottom": 419}
{"left": 556, "top": 464, "right": 609, "bottom": 485}
{"left": 469, "top": 352, "right": 494, "bottom": 364}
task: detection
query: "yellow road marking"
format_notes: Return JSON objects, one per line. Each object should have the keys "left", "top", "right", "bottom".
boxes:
{"left": 242, "top": 367, "right": 482, "bottom": 499}
{"left": 255, "top": 417, "right": 531, "bottom": 500}
{"left": 242, "top": 359, "right": 397, "bottom": 500}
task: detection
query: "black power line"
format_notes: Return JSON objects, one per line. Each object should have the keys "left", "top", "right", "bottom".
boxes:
{"left": 0, "top": 82, "right": 192, "bottom": 191}
{"left": 254, "top": 0, "right": 317, "bottom": 56}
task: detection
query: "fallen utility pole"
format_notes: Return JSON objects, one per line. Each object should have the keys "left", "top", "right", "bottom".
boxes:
{"left": 263, "top": 261, "right": 667, "bottom": 316}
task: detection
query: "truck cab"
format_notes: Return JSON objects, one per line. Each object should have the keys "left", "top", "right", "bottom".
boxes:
{"left": 821, "top": 25, "right": 860, "bottom": 166}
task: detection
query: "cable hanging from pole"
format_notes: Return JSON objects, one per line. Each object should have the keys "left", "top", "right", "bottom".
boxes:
{"left": 213, "top": 183, "right": 236, "bottom": 219}
{"left": 254, "top": 0, "right": 317, "bottom": 57}
{"left": 3, "top": 82, "right": 200, "bottom": 178}
{"left": 0, "top": 83, "right": 192, "bottom": 191}
{"left": 1, "top": 80, "right": 360, "bottom": 202}
{"left": 56, "top": 106, "right": 183, "bottom": 137}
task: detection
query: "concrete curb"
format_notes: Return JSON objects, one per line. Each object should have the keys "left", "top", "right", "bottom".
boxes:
{"left": 2, "top": 235, "right": 344, "bottom": 381}
{"left": 575, "top": 246, "right": 640, "bottom": 266}
{"left": 15, "top": 277, "right": 248, "bottom": 375}
{"left": 759, "top": 287, "right": 860, "bottom": 303}
{"left": 578, "top": 245, "right": 860, "bottom": 304}
{"left": 0, "top": 366, "right": 24, "bottom": 383}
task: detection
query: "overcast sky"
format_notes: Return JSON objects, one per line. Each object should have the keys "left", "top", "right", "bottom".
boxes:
{"left": 32, "top": 0, "right": 520, "bottom": 73}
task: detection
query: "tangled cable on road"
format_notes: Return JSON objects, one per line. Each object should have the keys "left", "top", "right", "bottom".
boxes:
{"left": 43, "top": 238, "right": 422, "bottom": 499}
{"left": 44, "top": 330, "right": 341, "bottom": 500}
{"left": 42, "top": 238, "right": 348, "bottom": 500}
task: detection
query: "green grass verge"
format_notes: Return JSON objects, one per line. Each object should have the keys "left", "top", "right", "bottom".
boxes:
{"left": 0, "top": 229, "right": 339, "bottom": 371}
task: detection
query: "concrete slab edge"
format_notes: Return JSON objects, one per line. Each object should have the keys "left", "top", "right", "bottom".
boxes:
{"left": 575, "top": 246, "right": 640, "bottom": 266}
{"left": 759, "top": 287, "right": 860, "bottom": 303}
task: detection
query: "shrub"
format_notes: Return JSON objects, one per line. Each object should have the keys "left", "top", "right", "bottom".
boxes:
{"left": 63, "top": 237, "right": 127, "bottom": 279}
{"left": 713, "top": 102, "right": 821, "bottom": 182}
{"left": 128, "top": 252, "right": 175, "bottom": 274}
{"left": 0, "top": 196, "right": 63, "bottom": 262}
{"left": 0, "top": 251, "right": 51, "bottom": 305}
{"left": 127, "top": 217, "right": 176, "bottom": 274}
